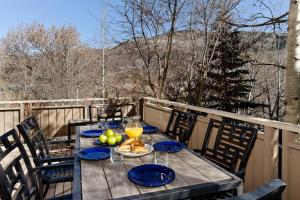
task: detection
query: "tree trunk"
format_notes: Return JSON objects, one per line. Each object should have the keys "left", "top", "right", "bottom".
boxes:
{"left": 285, "top": 0, "right": 300, "bottom": 125}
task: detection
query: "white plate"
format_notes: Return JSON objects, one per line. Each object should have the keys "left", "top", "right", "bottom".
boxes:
{"left": 115, "top": 144, "right": 153, "bottom": 157}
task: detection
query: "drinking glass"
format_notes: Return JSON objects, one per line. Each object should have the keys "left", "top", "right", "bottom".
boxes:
{"left": 99, "top": 121, "right": 109, "bottom": 130}
{"left": 155, "top": 151, "right": 168, "bottom": 166}
{"left": 110, "top": 148, "right": 123, "bottom": 163}
{"left": 132, "top": 115, "right": 141, "bottom": 122}
{"left": 121, "top": 117, "right": 130, "bottom": 130}
{"left": 142, "top": 135, "right": 153, "bottom": 146}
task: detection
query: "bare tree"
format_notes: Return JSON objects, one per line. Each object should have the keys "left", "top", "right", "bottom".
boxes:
{"left": 1, "top": 23, "right": 103, "bottom": 100}
{"left": 118, "top": 0, "right": 187, "bottom": 98}
{"left": 285, "top": 1, "right": 300, "bottom": 124}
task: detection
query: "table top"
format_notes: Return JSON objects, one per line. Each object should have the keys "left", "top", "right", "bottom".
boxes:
{"left": 73, "top": 125, "right": 242, "bottom": 200}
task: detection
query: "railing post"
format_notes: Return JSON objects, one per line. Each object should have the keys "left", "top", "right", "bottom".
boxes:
{"left": 84, "top": 99, "right": 88, "bottom": 119}
{"left": 139, "top": 98, "right": 144, "bottom": 121}
{"left": 281, "top": 130, "right": 298, "bottom": 200}
{"left": 20, "top": 103, "right": 24, "bottom": 122}
{"left": 263, "top": 127, "right": 279, "bottom": 182}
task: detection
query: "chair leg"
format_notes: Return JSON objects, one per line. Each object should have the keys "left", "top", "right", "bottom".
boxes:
{"left": 43, "top": 184, "right": 50, "bottom": 197}
{"left": 67, "top": 123, "right": 71, "bottom": 146}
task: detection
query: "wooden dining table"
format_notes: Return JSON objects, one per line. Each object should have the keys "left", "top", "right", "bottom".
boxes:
{"left": 73, "top": 125, "right": 242, "bottom": 200}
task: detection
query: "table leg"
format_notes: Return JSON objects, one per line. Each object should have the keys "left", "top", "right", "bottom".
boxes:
{"left": 237, "top": 181, "right": 244, "bottom": 195}
{"left": 67, "top": 123, "right": 71, "bottom": 145}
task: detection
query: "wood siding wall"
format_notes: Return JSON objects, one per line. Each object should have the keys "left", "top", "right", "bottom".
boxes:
{"left": 0, "top": 106, "right": 84, "bottom": 139}
{"left": 32, "top": 106, "right": 85, "bottom": 139}
{"left": 0, "top": 108, "right": 20, "bottom": 134}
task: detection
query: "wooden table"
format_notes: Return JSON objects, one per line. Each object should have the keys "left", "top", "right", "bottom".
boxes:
{"left": 73, "top": 125, "right": 242, "bottom": 200}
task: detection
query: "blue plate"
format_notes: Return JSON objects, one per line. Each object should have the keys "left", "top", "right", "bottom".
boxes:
{"left": 143, "top": 125, "right": 159, "bottom": 133}
{"left": 108, "top": 121, "right": 121, "bottom": 129}
{"left": 153, "top": 141, "right": 185, "bottom": 153}
{"left": 98, "top": 121, "right": 121, "bottom": 129}
{"left": 78, "top": 147, "right": 110, "bottom": 161}
{"left": 80, "top": 129, "right": 103, "bottom": 137}
{"left": 93, "top": 136, "right": 125, "bottom": 147}
{"left": 128, "top": 164, "right": 175, "bottom": 187}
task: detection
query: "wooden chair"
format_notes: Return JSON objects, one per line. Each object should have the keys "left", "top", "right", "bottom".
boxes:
{"left": 89, "top": 104, "right": 123, "bottom": 124}
{"left": 201, "top": 119, "right": 257, "bottom": 180}
{"left": 0, "top": 129, "right": 72, "bottom": 200}
{"left": 165, "top": 110, "right": 197, "bottom": 144}
{"left": 229, "top": 179, "right": 286, "bottom": 200}
{"left": 17, "top": 116, "right": 74, "bottom": 197}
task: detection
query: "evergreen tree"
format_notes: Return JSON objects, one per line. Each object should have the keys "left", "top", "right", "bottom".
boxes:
{"left": 205, "top": 26, "right": 260, "bottom": 113}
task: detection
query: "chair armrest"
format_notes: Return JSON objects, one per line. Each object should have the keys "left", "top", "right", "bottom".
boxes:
{"left": 40, "top": 156, "right": 74, "bottom": 164}
{"left": 229, "top": 179, "right": 286, "bottom": 200}
{"left": 234, "top": 169, "right": 246, "bottom": 180}
{"left": 38, "top": 162, "right": 74, "bottom": 171}
{"left": 46, "top": 138, "right": 75, "bottom": 145}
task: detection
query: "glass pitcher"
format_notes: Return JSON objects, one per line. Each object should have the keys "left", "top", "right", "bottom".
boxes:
{"left": 124, "top": 116, "right": 143, "bottom": 138}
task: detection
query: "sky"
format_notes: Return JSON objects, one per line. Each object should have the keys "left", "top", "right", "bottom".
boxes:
{"left": 0, "top": 0, "right": 289, "bottom": 48}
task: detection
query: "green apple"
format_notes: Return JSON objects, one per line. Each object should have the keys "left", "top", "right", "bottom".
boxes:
{"left": 105, "top": 129, "right": 115, "bottom": 137}
{"left": 107, "top": 136, "right": 117, "bottom": 145}
{"left": 115, "top": 133, "right": 123, "bottom": 143}
{"left": 99, "top": 134, "right": 107, "bottom": 143}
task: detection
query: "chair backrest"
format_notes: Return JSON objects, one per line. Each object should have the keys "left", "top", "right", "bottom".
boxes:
{"left": 0, "top": 129, "right": 40, "bottom": 200}
{"left": 230, "top": 179, "right": 286, "bottom": 200}
{"left": 17, "top": 116, "right": 50, "bottom": 167}
{"left": 89, "top": 104, "right": 123, "bottom": 124}
{"left": 201, "top": 119, "right": 257, "bottom": 179}
{"left": 166, "top": 110, "right": 197, "bottom": 144}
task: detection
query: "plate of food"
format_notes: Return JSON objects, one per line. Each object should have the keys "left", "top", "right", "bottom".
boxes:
{"left": 115, "top": 138, "right": 153, "bottom": 157}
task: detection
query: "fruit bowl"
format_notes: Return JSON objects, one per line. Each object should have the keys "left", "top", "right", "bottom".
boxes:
{"left": 94, "top": 137, "right": 124, "bottom": 147}
{"left": 94, "top": 129, "right": 124, "bottom": 147}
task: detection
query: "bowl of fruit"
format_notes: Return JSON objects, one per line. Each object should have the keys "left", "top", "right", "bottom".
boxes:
{"left": 94, "top": 129, "right": 124, "bottom": 147}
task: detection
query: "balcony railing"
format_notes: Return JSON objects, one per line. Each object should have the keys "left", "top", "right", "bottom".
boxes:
{"left": 0, "top": 97, "right": 134, "bottom": 139}
{"left": 0, "top": 97, "right": 299, "bottom": 199}
{"left": 140, "top": 97, "right": 300, "bottom": 200}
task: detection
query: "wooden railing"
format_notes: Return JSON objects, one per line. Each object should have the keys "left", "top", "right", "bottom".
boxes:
{"left": 140, "top": 97, "right": 300, "bottom": 200}
{"left": 0, "top": 98, "right": 135, "bottom": 138}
